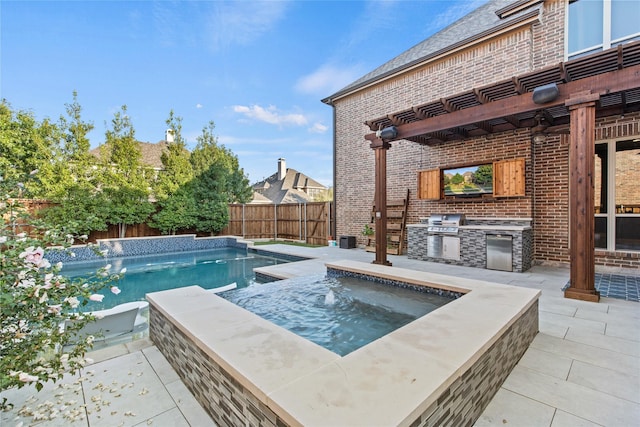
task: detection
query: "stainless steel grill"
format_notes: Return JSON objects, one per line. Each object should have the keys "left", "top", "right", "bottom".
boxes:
{"left": 426, "top": 213, "right": 466, "bottom": 234}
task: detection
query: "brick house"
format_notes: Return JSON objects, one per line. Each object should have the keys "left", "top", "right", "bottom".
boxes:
{"left": 322, "top": 0, "right": 639, "bottom": 300}
{"left": 251, "top": 158, "right": 328, "bottom": 204}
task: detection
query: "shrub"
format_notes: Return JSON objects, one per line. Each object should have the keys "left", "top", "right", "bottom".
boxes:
{"left": 0, "top": 175, "right": 122, "bottom": 408}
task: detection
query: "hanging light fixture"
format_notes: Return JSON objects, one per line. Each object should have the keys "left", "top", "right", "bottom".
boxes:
{"left": 532, "top": 83, "right": 559, "bottom": 104}
{"left": 376, "top": 126, "right": 398, "bottom": 140}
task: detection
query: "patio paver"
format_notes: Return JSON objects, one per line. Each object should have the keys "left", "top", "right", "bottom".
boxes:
{"left": 1, "top": 245, "right": 638, "bottom": 426}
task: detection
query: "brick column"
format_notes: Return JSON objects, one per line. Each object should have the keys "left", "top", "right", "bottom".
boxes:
{"left": 564, "top": 91, "right": 600, "bottom": 302}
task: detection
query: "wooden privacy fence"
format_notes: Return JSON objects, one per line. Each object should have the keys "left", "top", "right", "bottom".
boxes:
{"left": 88, "top": 202, "right": 335, "bottom": 245}
{"left": 221, "top": 202, "right": 334, "bottom": 246}
{"left": 11, "top": 199, "right": 334, "bottom": 246}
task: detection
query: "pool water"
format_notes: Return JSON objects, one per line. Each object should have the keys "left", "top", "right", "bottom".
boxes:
{"left": 223, "top": 275, "right": 454, "bottom": 356}
{"left": 62, "top": 248, "right": 289, "bottom": 310}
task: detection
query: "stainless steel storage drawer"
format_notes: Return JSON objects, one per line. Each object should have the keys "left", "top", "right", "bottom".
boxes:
{"left": 486, "top": 234, "right": 513, "bottom": 272}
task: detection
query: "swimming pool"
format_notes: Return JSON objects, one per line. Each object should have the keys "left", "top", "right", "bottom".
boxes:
{"left": 224, "top": 275, "right": 454, "bottom": 356}
{"left": 62, "top": 248, "right": 290, "bottom": 310}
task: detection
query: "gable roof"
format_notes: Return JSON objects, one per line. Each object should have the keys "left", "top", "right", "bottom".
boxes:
{"left": 251, "top": 168, "right": 327, "bottom": 204}
{"left": 90, "top": 141, "right": 169, "bottom": 169}
{"left": 322, "top": 0, "right": 542, "bottom": 104}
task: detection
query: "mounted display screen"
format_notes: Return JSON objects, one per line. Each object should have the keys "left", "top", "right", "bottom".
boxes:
{"left": 443, "top": 164, "right": 493, "bottom": 197}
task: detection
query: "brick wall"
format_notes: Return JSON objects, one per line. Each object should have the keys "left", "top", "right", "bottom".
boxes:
{"left": 332, "top": 1, "right": 639, "bottom": 269}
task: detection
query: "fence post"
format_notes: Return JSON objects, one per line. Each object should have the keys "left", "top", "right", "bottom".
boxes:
{"left": 298, "top": 203, "right": 302, "bottom": 241}
{"left": 304, "top": 203, "right": 308, "bottom": 243}
{"left": 242, "top": 204, "right": 245, "bottom": 238}
{"left": 326, "top": 202, "right": 331, "bottom": 241}
{"left": 274, "top": 204, "right": 277, "bottom": 241}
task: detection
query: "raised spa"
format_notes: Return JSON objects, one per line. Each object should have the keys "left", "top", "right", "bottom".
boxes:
{"left": 223, "top": 274, "right": 458, "bottom": 356}
{"left": 148, "top": 260, "right": 539, "bottom": 427}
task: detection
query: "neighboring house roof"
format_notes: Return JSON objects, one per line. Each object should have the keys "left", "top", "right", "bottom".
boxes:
{"left": 251, "top": 168, "right": 327, "bottom": 205}
{"left": 139, "top": 141, "right": 169, "bottom": 169}
{"left": 249, "top": 191, "right": 273, "bottom": 204}
{"left": 90, "top": 141, "right": 169, "bottom": 169}
{"left": 322, "top": 0, "right": 542, "bottom": 104}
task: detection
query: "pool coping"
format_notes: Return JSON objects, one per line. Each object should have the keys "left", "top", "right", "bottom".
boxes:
{"left": 147, "top": 259, "right": 540, "bottom": 426}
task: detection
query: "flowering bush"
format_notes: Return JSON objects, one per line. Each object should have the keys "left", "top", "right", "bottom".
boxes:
{"left": 0, "top": 177, "right": 122, "bottom": 408}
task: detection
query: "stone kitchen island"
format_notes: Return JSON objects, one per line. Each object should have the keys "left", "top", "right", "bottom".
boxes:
{"left": 407, "top": 217, "right": 533, "bottom": 272}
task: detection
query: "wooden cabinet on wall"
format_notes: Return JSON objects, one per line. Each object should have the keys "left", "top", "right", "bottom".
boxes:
{"left": 493, "top": 158, "right": 525, "bottom": 197}
{"left": 417, "top": 158, "right": 525, "bottom": 200}
{"left": 417, "top": 169, "right": 441, "bottom": 200}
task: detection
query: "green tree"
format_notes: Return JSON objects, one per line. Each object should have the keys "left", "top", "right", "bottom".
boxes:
{"left": 99, "top": 106, "right": 154, "bottom": 238}
{"left": 150, "top": 111, "right": 197, "bottom": 234}
{"left": 451, "top": 173, "right": 464, "bottom": 185}
{"left": 473, "top": 164, "right": 493, "bottom": 187}
{"left": 0, "top": 100, "right": 59, "bottom": 194}
{"left": 188, "top": 121, "right": 252, "bottom": 234}
{"left": 39, "top": 92, "right": 109, "bottom": 236}
{"left": 153, "top": 110, "right": 193, "bottom": 200}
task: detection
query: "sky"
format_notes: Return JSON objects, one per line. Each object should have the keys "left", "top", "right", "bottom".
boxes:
{"left": 1, "top": 0, "right": 488, "bottom": 187}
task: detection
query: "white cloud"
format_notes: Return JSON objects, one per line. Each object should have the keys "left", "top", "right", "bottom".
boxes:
{"left": 218, "top": 134, "right": 294, "bottom": 146}
{"left": 206, "top": 1, "right": 289, "bottom": 50}
{"left": 295, "top": 64, "right": 365, "bottom": 96}
{"left": 151, "top": 1, "right": 288, "bottom": 51}
{"left": 232, "top": 104, "right": 308, "bottom": 127}
{"left": 309, "top": 122, "right": 328, "bottom": 134}
{"left": 423, "top": 0, "right": 489, "bottom": 36}
{"left": 196, "top": 103, "right": 203, "bottom": 109}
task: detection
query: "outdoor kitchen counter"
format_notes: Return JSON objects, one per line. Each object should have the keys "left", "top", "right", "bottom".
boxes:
{"left": 408, "top": 217, "right": 533, "bottom": 272}
{"left": 408, "top": 224, "right": 531, "bottom": 231}
{"left": 459, "top": 225, "right": 531, "bottom": 231}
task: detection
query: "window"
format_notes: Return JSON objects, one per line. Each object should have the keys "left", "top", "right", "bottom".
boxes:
{"left": 568, "top": 0, "right": 640, "bottom": 59}
{"left": 594, "top": 140, "right": 640, "bottom": 251}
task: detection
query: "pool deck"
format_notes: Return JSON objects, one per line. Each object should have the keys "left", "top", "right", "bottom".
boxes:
{"left": 2, "top": 245, "right": 639, "bottom": 426}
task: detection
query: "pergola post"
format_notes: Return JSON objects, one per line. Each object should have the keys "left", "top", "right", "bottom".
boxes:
{"left": 564, "top": 91, "right": 600, "bottom": 302}
{"left": 371, "top": 138, "right": 392, "bottom": 266}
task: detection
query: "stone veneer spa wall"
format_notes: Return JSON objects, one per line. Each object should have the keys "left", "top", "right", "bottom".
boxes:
{"left": 147, "top": 260, "right": 540, "bottom": 427}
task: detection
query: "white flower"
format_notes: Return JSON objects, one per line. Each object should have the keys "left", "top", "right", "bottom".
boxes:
{"left": 16, "top": 371, "right": 39, "bottom": 382}
{"left": 86, "top": 336, "right": 95, "bottom": 345}
{"left": 120, "top": 267, "right": 127, "bottom": 274}
{"left": 47, "top": 304, "right": 62, "bottom": 315}
{"left": 110, "top": 286, "right": 121, "bottom": 295}
{"left": 64, "top": 296, "right": 80, "bottom": 308}
{"left": 104, "top": 264, "right": 112, "bottom": 271}
{"left": 19, "top": 246, "right": 50, "bottom": 268}
{"left": 38, "top": 291, "right": 49, "bottom": 303}
{"left": 89, "top": 294, "right": 104, "bottom": 302}
{"left": 56, "top": 261, "right": 63, "bottom": 269}
{"left": 0, "top": 236, "right": 6, "bottom": 244}
{"left": 17, "top": 278, "right": 36, "bottom": 288}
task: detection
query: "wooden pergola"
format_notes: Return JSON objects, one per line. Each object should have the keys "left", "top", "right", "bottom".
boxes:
{"left": 364, "top": 42, "right": 640, "bottom": 302}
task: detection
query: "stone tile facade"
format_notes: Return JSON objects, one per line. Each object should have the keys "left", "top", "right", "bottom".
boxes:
{"left": 150, "top": 308, "right": 287, "bottom": 427}
{"left": 46, "top": 235, "right": 248, "bottom": 264}
{"left": 407, "top": 218, "right": 533, "bottom": 272}
{"left": 411, "top": 300, "right": 538, "bottom": 427}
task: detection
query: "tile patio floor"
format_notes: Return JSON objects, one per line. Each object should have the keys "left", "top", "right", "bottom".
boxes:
{"left": 2, "top": 245, "right": 638, "bottom": 426}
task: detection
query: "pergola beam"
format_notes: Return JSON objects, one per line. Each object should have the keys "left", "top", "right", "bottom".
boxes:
{"left": 365, "top": 65, "right": 640, "bottom": 143}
